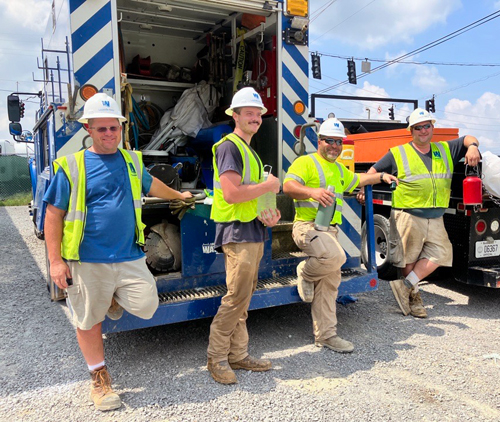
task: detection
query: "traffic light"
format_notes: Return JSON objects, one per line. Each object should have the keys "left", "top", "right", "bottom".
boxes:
{"left": 388, "top": 105, "right": 394, "bottom": 120}
{"left": 19, "top": 102, "right": 25, "bottom": 119}
{"left": 425, "top": 97, "right": 435, "bottom": 113}
{"left": 311, "top": 53, "right": 321, "bottom": 79}
{"left": 347, "top": 59, "right": 357, "bottom": 84}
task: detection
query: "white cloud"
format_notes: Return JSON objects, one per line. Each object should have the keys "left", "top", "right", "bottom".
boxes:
{"left": 310, "top": 0, "right": 462, "bottom": 49}
{"left": 0, "top": 0, "right": 51, "bottom": 32}
{"left": 411, "top": 66, "right": 447, "bottom": 92}
{"left": 443, "top": 92, "right": 500, "bottom": 154}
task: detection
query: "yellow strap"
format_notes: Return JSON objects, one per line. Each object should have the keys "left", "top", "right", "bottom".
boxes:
{"left": 120, "top": 79, "right": 133, "bottom": 150}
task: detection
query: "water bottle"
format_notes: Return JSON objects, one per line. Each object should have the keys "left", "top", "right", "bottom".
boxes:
{"left": 314, "top": 185, "right": 336, "bottom": 231}
{"left": 257, "top": 165, "right": 277, "bottom": 216}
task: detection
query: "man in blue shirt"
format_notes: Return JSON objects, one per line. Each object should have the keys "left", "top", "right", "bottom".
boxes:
{"left": 44, "top": 93, "right": 192, "bottom": 411}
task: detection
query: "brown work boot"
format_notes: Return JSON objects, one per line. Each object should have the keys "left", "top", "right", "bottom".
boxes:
{"left": 229, "top": 355, "right": 272, "bottom": 372}
{"left": 315, "top": 335, "right": 354, "bottom": 353}
{"left": 389, "top": 278, "right": 412, "bottom": 316}
{"left": 296, "top": 260, "right": 314, "bottom": 303}
{"left": 90, "top": 366, "right": 121, "bottom": 411}
{"left": 409, "top": 290, "right": 428, "bottom": 318}
{"left": 207, "top": 360, "right": 237, "bottom": 384}
{"left": 106, "top": 297, "right": 123, "bottom": 320}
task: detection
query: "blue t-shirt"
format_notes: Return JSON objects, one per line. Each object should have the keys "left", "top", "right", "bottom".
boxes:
{"left": 43, "top": 150, "right": 153, "bottom": 263}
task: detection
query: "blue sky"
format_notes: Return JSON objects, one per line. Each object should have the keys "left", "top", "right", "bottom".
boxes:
{"left": 0, "top": 0, "right": 499, "bottom": 154}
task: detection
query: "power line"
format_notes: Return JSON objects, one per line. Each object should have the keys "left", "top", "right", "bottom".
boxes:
{"left": 317, "top": 53, "right": 500, "bottom": 67}
{"left": 310, "top": 0, "right": 338, "bottom": 23}
{"left": 311, "top": 0, "right": 378, "bottom": 44}
{"left": 315, "top": 9, "right": 500, "bottom": 94}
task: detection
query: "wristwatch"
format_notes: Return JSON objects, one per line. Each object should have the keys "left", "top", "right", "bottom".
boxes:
{"left": 380, "top": 172, "right": 386, "bottom": 182}
{"left": 468, "top": 142, "right": 479, "bottom": 148}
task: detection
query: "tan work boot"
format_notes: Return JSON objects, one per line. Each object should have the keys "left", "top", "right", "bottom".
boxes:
{"left": 389, "top": 278, "right": 412, "bottom": 316}
{"left": 409, "top": 290, "right": 428, "bottom": 318}
{"left": 315, "top": 335, "right": 354, "bottom": 353}
{"left": 90, "top": 366, "right": 121, "bottom": 411}
{"left": 229, "top": 355, "right": 272, "bottom": 372}
{"left": 106, "top": 297, "right": 124, "bottom": 320}
{"left": 207, "top": 360, "right": 237, "bottom": 384}
{"left": 296, "top": 260, "right": 314, "bottom": 303}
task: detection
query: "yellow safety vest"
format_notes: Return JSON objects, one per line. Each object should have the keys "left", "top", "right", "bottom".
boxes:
{"left": 53, "top": 148, "right": 145, "bottom": 261}
{"left": 391, "top": 142, "right": 453, "bottom": 209}
{"left": 285, "top": 153, "right": 359, "bottom": 225}
{"left": 211, "top": 133, "right": 263, "bottom": 223}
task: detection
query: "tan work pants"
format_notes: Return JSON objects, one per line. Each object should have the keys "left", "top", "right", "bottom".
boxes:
{"left": 207, "top": 242, "right": 264, "bottom": 363}
{"left": 292, "top": 221, "right": 346, "bottom": 341}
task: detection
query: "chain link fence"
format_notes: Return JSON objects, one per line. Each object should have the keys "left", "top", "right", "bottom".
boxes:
{"left": 0, "top": 154, "right": 32, "bottom": 201}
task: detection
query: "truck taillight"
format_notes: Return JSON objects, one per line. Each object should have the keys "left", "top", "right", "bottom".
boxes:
{"left": 293, "top": 125, "right": 302, "bottom": 139}
{"left": 475, "top": 219, "right": 487, "bottom": 235}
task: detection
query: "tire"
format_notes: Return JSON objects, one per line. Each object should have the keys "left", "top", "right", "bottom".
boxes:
{"left": 361, "top": 214, "right": 397, "bottom": 280}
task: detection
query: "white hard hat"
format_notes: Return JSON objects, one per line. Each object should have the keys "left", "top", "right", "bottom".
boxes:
{"left": 407, "top": 108, "right": 436, "bottom": 131}
{"left": 318, "top": 118, "right": 345, "bottom": 138}
{"left": 225, "top": 87, "right": 267, "bottom": 116}
{"left": 78, "top": 93, "right": 127, "bottom": 124}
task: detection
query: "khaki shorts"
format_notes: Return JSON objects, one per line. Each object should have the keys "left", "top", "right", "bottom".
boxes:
{"left": 67, "top": 258, "right": 159, "bottom": 330}
{"left": 389, "top": 210, "right": 452, "bottom": 268}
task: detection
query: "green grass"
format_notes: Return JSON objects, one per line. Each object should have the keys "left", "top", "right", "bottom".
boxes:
{"left": 0, "top": 193, "right": 32, "bottom": 206}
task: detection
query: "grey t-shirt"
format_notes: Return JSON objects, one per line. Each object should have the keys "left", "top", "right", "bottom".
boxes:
{"left": 213, "top": 137, "right": 267, "bottom": 251}
{"left": 373, "top": 137, "right": 466, "bottom": 218}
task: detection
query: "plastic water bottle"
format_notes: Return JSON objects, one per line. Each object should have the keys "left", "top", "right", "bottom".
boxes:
{"left": 314, "top": 185, "right": 336, "bottom": 231}
{"left": 257, "top": 167, "right": 276, "bottom": 216}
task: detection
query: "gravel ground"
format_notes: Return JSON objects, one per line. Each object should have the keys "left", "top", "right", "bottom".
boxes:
{"left": 1, "top": 205, "right": 500, "bottom": 422}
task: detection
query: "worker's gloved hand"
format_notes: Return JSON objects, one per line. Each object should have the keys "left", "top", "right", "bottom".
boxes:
{"left": 169, "top": 197, "right": 196, "bottom": 220}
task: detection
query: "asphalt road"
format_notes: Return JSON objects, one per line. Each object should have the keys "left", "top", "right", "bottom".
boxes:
{"left": 1, "top": 205, "right": 500, "bottom": 422}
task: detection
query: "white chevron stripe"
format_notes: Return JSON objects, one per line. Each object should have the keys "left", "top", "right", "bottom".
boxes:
{"left": 282, "top": 49, "right": 309, "bottom": 90}
{"left": 86, "top": 58, "right": 114, "bottom": 89}
{"left": 57, "top": 127, "right": 87, "bottom": 157}
{"left": 73, "top": 22, "right": 112, "bottom": 73}
{"left": 295, "top": 44, "right": 309, "bottom": 63}
{"left": 337, "top": 229, "right": 361, "bottom": 257}
{"left": 342, "top": 200, "right": 362, "bottom": 234}
{"left": 71, "top": 0, "right": 110, "bottom": 33}
{"left": 283, "top": 139, "right": 297, "bottom": 169}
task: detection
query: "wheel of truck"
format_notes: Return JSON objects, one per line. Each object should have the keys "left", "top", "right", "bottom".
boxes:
{"left": 361, "top": 214, "right": 397, "bottom": 280}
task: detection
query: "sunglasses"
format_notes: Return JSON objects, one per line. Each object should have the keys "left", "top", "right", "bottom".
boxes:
{"left": 90, "top": 126, "right": 121, "bottom": 133}
{"left": 413, "top": 123, "right": 432, "bottom": 131}
{"left": 321, "top": 138, "right": 343, "bottom": 146}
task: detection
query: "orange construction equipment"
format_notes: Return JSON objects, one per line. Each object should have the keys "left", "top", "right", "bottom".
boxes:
{"left": 346, "top": 128, "right": 460, "bottom": 166}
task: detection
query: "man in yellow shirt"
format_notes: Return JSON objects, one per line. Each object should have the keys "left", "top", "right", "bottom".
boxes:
{"left": 284, "top": 118, "right": 397, "bottom": 353}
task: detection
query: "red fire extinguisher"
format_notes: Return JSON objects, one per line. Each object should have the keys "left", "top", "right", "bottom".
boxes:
{"left": 463, "top": 165, "right": 483, "bottom": 205}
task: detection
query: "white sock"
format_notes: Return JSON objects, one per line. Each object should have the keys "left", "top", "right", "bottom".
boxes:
{"left": 88, "top": 360, "right": 106, "bottom": 372}
{"left": 405, "top": 271, "right": 420, "bottom": 287}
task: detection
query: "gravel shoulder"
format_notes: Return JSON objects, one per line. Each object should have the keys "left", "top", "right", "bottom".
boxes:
{"left": 1, "top": 205, "right": 500, "bottom": 422}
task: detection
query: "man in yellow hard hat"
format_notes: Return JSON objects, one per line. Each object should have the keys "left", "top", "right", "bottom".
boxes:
{"left": 284, "top": 118, "right": 397, "bottom": 353}
{"left": 207, "top": 87, "right": 281, "bottom": 384}
{"left": 43, "top": 93, "right": 192, "bottom": 411}
{"left": 359, "top": 108, "right": 480, "bottom": 318}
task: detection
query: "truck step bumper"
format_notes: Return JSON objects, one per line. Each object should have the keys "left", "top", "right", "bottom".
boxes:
{"left": 101, "top": 268, "right": 378, "bottom": 334}
{"left": 468, "top": 266, "right": 500, "bottom": 288}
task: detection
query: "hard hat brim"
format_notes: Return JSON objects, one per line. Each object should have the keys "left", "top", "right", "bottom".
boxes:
{"left": 225, "top": 104, "right": 268, "bottom": 116}
{"left": 407, "top": 118, "right": 436, "bottom": 131}
{"left": 78, "top": 113, "right": 127, "bottom": 124}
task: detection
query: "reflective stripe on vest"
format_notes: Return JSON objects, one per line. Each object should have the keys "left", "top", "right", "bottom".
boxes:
{"left": 53, "top": 149, "right": 145, "bottom": 261}
{"left": 211, "top": 133, "right": 263, "bottom": 223}
{"left": 391, "top": 142, "right": 453, "bottom": 209}
{"left": 286, "top": 154, "right": 351, "bottom": 225}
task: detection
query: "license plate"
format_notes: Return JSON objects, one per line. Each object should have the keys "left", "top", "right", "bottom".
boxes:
{"left": 475, "top": 240, "right": 500, "bottom": 258}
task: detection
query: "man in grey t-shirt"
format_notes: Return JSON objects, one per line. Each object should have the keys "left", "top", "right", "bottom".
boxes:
{"left": 358, "top": 108, "right": 480, "bottom": 318}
